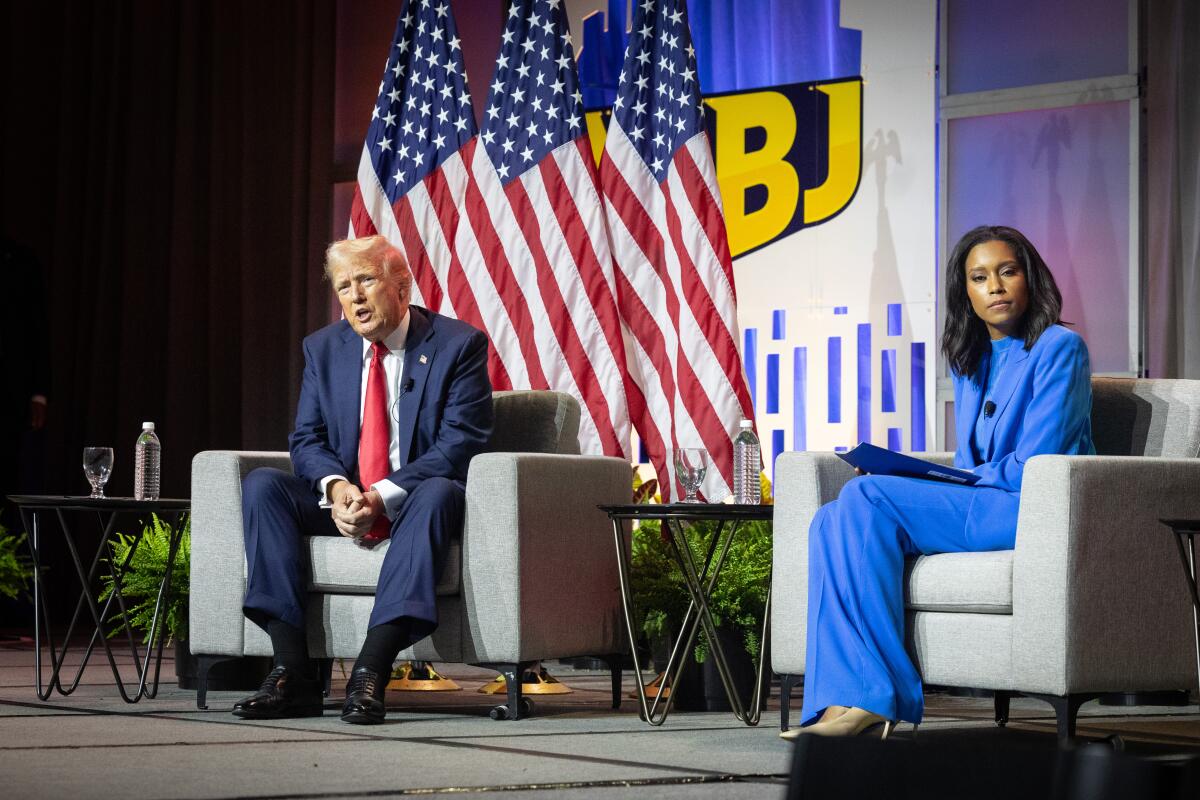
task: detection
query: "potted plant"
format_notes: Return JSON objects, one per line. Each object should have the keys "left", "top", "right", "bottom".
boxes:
{"left": 99, "top": 514, "right": 190, "bottom": 648}
{"left": 98, "top": 515, "right": 269, "bottom": 690}
{"left": 0, "top": 523, "right": 37, "bottom": 632}
{"left": 629, "top": 473, "right": 773, "bottom": 711}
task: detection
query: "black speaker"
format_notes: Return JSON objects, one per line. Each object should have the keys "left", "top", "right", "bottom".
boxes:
{"left": 786, "top": 731, "right": 1199, "bottom": 800}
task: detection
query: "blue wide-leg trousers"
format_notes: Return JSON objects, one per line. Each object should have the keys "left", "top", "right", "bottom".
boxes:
{"left": 240, "top": 467, "right": 463, "bottom": 634}
{"left": 799, "top": 475, "right": 1019, "bottom": 726}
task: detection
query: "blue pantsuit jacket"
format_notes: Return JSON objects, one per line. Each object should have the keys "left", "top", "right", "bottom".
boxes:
{"left": 800, "top": 324, "right": 1094, "bottom": 725}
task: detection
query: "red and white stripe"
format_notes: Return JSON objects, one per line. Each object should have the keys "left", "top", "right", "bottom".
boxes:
{"left": 600, "top": 123, "right": 753, "bottom": 501}
{"left": 350, "top": 132, "right": 632, "bottom": 458}
{"left": 350, "top": 145, "right": 517, "bottom": 392}
{"left": 455, "top": 136, "right": 632, "bottom": 457}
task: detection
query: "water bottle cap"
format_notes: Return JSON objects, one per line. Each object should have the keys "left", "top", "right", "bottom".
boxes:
{"left": 142, "top": 422, "right": 155, "bottom": 431}
{"left": 739, "top": 419, "right": 754, "bottom": 428}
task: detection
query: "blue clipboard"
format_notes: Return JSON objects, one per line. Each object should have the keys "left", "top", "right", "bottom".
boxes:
{"left": 836, "top": 442, "right": 981, "bottom": 485}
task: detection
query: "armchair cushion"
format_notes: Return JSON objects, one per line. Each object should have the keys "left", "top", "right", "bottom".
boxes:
{"left": 1090, "top": 376, "right": 1200, "bottom": 457}
{"left": 486, "top": 390, "right": 582, "bottom": 454}
{"left": 904, "top": 551, "right": 1013, "bottom": 614}
{"left": 307, "top": 536, "right": 462, "bottom": 596}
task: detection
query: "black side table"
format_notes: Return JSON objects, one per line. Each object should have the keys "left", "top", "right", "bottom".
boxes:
{"left": 8, "top": 495, "right": 190, "bottom": 703}
{"left": 599, "top": 503, "right": 772, "bottom": 726}
{"left": 1158, "top": 519, "right": 1200, "bottom": 702}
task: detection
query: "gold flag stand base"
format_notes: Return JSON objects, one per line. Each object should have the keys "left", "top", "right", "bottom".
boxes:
{"left": 387, "top": 661, "right": 461, "bottom": 691}
{"left": 629, "top": 670, "right": 670, "bottom": 699}
{"left": 477, "top": 665, "right": 573, "bottom": 695}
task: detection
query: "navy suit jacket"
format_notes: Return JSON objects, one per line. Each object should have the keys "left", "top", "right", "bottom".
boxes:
{"left": 952, "top": 323, "right": 1094, "bottom": 494}
{"left": 287, "top": 305, "right": 494, "bottom": 499}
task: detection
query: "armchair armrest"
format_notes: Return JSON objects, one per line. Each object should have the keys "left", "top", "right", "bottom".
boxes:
{"left": 189, "top": 451, "right": 292, "bottom": 656}
{"left": 461, "top": 452, "right": 630, "bottom": 663}
{"left": 770, "top": 451, "right": 856, "bottom": 675}
{"left": 1012, "top": 455, "right": 1200, "bottom": 694}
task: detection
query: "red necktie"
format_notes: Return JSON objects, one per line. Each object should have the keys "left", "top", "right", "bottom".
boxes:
{"left": 358, "top": 342, "right": 391, "bottom": 542}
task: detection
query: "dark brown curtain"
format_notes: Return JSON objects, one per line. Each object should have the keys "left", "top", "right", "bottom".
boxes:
{"left": 2, "top": 1, "right": 335, "bottom": 500}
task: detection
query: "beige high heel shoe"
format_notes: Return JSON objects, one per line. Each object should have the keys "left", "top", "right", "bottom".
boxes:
{"left": 778, "top": 704, "right": 847, "bottom": 740}
{"left": 779, "top": 707, "right": 914, "bottom": 741}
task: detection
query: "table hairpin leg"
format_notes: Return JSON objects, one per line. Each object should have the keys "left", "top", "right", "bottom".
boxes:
{"left": 136, "top": 510, "right": 188, "bottom": 698}
{"left": 611, "top": 516, "right": 726, "bottom": 725}
{"left": 611, "top": 516, "right": 657, "bottom": 723}
{"left": 95, "top": 514, "right": 149, "bottom": 679}
{"left": 24, "top": 506, "right": 124, "bottom": 698}
{"left": 668, "top": 517, "right": 764, "bottom": 725}
{"left": 40, "top": 508, "right": 186, "bottom": 703}
{"left": 56, "top": 508, "right": 146, "bottom": 702}
{"left": 85, "top": 509, "right": 188, "bottom": 700}
{"left": 1166, "top": 527, "right": 1200, "bottom": 703}
{"left": 22, "top": 507, "right": 61, "bottom": 700}
{"left": 15, "top": 497, "right": 190, "bottom": 704}
{"left": 749, "top": 573, "right": 772, "bottom": 723}
{"left": 102, "top": 514, "right": 157, "bottom": 694}
{"left": 650, "top": 519, "right": 730, "bottom": 723}
{"left": 102, "top": 514, "right": 164, "bottom": 696}
{"left": 668, "top": 519, "right": 771, "bottom": 725}
{"left": 610, "top": 508, "right": 773, "bottom": 727}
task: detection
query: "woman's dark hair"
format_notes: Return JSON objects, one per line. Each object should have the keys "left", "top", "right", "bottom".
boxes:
{"left": 940, "top": 225, "right": 1063, "bottom": 379}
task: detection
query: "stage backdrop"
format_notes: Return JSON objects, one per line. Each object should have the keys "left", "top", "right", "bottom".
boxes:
{"left": 570, "top": 0, "right": 937, "bottom": 474}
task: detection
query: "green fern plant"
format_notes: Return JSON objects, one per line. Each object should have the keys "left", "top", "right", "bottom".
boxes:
{"left": 98, "top": 514, "right": 190, "bottom": 645}
{"left": 0, "top": 523, "right": 37, "bottom": 601}
{"left": 630, "top": 515, "right": 771, "bottom": 664}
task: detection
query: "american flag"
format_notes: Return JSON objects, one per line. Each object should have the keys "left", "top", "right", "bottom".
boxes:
{"left": 348, "top": 1, "right": 491, "bottom": 364}
{"left": 350, "top": 0, "right": 631, "bottom": 458}
{"left": 599, "top": 0, "right": 754, "bottom": 500}
{"left": 457, "top": 0, "right": 631, "bottom": 457}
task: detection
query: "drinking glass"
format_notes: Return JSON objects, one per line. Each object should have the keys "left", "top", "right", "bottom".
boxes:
{"left": 674, "top": 448, "right": 709, "bottom": 503}
{"left": 82, "top": 447, "right": 114, "bottom": 498}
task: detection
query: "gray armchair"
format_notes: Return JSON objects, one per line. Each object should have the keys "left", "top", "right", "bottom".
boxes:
{"left": 771, "top": 377, "right": 1200, "bottom": 738}
{"left": 189, "top": 390, "right": 630, "bottom": 719}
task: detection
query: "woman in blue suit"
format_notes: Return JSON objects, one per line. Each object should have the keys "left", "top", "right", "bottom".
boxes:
{"left": 781, "top": 226, "right": 1094, "bottom": 740}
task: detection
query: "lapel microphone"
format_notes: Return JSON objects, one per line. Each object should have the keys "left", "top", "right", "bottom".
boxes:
{"left": 984, "top": 400, "right": 996, "bottom": 418}
{"left": 391, "top": 378, "right": 416, "bottom": 422}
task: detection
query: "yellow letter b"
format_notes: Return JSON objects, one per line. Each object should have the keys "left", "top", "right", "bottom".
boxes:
{"left": 707, "top": 91, "right": 799, "bottom": 258}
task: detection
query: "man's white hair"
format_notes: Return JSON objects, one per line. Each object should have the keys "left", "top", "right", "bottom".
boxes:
{"left": 324, "top": 236, "right": 412, "bottom": 296}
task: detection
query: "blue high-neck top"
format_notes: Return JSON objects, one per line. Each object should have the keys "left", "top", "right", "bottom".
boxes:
{"left": 972, "top": 336, "right": 1020, "bottom": 462}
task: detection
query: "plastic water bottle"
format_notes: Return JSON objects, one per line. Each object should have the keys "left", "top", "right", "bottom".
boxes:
{"left": 733, "top": 419, "right": 761, "bottom": 505}
{"left": 134, "top": 422, "right": 161, "bottom": 500}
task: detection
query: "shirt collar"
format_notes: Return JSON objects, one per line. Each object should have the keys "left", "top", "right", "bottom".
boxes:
{"left": 361, "top": 310, "right": 410, "bottom": 360}
{"left": 990, "top": 335, "right": 1018, "bottom": 353}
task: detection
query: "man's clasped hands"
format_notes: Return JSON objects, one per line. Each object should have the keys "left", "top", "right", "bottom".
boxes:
{"left": 327, "top": 479, "right": 386, "bottom": 540}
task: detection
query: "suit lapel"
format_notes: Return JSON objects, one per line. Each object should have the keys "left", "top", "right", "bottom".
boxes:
{"left": 982, "top": 342, "right": 1031, "bottom": 459}
{"left": 397, "top": 307, "right": 435, "bottom": 467}
{"left": 335, "top": 325, "right": 363, "bottom": 476}
{"left": 957, "top": 353, "right": 986, "bottom": 463}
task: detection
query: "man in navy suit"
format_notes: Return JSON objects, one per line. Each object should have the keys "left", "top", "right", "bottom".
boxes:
{"left": 232, "top": 235, "right": 493, "bottom": 724}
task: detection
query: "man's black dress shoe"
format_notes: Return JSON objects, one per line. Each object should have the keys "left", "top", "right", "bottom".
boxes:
{"left": 341, "top": 667, "right": 387, "bottom": 724}
{"left": 232, "top": 666, "right": 324, "bottom": 719}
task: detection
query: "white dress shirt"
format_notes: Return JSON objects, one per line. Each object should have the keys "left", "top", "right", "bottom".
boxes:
{"left": 319, "top": 311, "right": 411, "bottom": 518}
